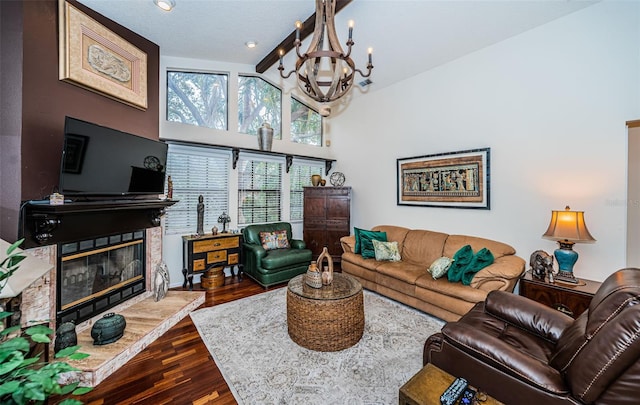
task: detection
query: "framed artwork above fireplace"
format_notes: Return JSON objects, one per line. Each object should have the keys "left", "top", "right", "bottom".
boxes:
{"left": 58, "top": 0, "right": 148, "bottom": 109}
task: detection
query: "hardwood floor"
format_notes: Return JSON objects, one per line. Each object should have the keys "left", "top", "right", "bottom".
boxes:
{"left": 63, "top": 276, "right": 280, "bottom": 405}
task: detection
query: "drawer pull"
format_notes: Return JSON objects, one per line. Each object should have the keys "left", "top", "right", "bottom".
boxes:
{"left": 555, "top": 304, "right": 574, "bottom": 317}
{"left": 214, "top": 243, "right": 221, "bottom": 247}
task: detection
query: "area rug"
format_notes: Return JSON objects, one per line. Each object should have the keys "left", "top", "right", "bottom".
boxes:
{"left": 190, "top": 288, "right": 445, "bottom": 404}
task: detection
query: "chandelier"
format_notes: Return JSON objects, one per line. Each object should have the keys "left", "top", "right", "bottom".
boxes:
{"left": 278, "top": 0, "right": 373, "bottom": 103}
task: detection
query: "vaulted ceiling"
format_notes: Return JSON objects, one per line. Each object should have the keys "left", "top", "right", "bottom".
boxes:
{"left": 78, "top": 0, "right": 597, "bottom": 96}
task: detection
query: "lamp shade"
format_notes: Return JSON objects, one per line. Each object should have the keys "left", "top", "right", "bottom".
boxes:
{"left": 542, "top": 206, "right": 596, "bottom": 243}
{"left": 0, "top": 239, "right": 54, "bottom": 299}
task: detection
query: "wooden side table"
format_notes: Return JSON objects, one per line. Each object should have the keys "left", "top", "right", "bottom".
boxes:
{"left": 519, "top": 271, "right": 602, "bottom": 318}
{"left": 182, "top": 233, "right": 243, "bottom": 290}
{"left": 399, "top": 363, "right": 503, "bottom": 405}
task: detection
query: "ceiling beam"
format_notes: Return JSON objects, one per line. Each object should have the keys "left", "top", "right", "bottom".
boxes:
{"left": 255, "top": 0, "right": 353, "bottom": 74}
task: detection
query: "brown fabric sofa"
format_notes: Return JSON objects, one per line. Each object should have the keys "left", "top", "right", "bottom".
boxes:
{"left": 340, "top": 225, "right": 525, "bottom": 321}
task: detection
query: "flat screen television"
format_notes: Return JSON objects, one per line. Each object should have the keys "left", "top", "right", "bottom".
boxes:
{"left": 59, "top": 116, "right": 168, "bottom": 197}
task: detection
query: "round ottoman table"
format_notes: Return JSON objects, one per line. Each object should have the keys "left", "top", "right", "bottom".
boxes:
{"left": 286, "top": 272, "right": 364, "bottom": 352}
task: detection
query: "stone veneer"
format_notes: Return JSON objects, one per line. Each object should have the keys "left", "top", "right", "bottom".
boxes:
{"left": 18, "top": 227, "right": 204, "bottom": 387}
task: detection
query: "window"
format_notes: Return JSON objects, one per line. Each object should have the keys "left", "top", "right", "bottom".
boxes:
{"left": 291, "top": 97, "right": 322, "bottom": 146}
{"left": 164, "top": 144, "right": 230, "bottom": 234}
{"left": 238, "top": 155, "right": 283, "bottom": 225}
{"left": 238, "top": 75, "right": 281, "bottom": 139}
{"left": 290, "top": 161, "right": 324, "bottom": 221}
{"left": 167, "top": 71, "right": 228, "bottom": 130}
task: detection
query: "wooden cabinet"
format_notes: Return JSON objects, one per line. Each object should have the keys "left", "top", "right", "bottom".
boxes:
{"left": 303, "top": 187, "right": 351, "bottom": 263}
{"left": 182, "top": 233, "right": 242, "bottom": 290}
{"left": 519, "top": 271, "right": 601, "bottom": 318}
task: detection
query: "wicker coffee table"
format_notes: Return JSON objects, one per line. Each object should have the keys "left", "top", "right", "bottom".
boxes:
{"left": 286, "top": 272, "right": 364, "bottom": 352}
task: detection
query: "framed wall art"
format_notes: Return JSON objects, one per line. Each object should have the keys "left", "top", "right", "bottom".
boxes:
{"left": 397, "top": 148, "right": 490, "bottom": 209}
{"left": 58, "top": 0, "right": 148, "bottom": 110}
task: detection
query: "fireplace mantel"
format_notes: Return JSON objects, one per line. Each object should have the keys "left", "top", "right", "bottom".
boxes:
{"left": 19, "top": 199, "right": 176, "bottom": 248}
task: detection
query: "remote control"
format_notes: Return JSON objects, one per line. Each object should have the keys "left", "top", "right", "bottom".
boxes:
{"left": 460, "top": 387, "right": 477, "bottom": 405}
{"left": 440, "top": 377, "right": 468, "bottom": 405}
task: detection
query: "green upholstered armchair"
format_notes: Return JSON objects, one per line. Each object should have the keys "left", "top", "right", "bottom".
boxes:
{"left": 241, "top": 222, "right": 312, "bottom": 288}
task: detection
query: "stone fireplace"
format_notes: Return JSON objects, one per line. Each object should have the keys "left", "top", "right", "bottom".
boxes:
{"left": 17, "top": 200, "right": 205, "bottom": 387}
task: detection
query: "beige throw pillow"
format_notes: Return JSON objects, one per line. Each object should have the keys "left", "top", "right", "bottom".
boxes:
{"left": 428, "top": 257, "right": 453, "bottom": 279}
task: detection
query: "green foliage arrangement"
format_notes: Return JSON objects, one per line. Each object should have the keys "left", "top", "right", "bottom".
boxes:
{"left": 0, "top": 239, "right": 91, "bottom": 405}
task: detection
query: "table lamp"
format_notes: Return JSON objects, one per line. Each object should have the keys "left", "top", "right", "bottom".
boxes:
{"left": 217, "top": 212, "right": 231, "bottom": 233}
{"left": 542, "top": 206, "right": 596, "bottom": 284}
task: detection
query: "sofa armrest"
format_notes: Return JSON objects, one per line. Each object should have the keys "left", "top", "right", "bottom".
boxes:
{"left": 340, "top": 235, "right": 356, "bottom": 254}
{"left": 485, "top": 291, "right": 573, "bottom": 342}
{"left": 470, "top": 255, "right": 525, "bottom": 292}
{"left": 290, "top": 239, "right": 307, "bottom": 249}
{"left": 243, "top": 243, "right": 267, "bottom": 260}
{"left": 441, "top": 322, "right": 568, "bottom": 394}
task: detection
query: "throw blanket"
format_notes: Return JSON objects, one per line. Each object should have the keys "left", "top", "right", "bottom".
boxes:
{"left": 448, "top": 245, "right": 494, "bottom": 285}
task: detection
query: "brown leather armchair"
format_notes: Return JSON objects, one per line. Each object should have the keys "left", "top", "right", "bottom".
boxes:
{"left": 424, "top": 268, "right": 640, "bottom": 405}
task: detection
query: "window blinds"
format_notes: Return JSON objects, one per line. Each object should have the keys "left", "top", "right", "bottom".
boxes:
{"left": 164, "top": 143, "right": 230, "bottom": 234}
{"left": 290, "top": 160, "right": 324, "bottom": 221}
{"left": 237, "top": 154, "right": 283, "bottom": 225}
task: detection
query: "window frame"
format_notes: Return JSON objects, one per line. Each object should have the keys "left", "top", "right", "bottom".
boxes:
{"left": 237, "top": 152, "right": 285, "bottom": 226}
{"left": 237, "top": 74, "right": 283, "bottom": 139}
{"left": 290, "top": 96, "right": 323, "bottom": 147}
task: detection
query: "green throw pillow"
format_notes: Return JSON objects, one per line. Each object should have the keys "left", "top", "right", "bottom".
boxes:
{"left": 428, "top": 257, "right": 453, "bottom": 279}
{"left": 372, "top": 240, "right": 401, "bottom": 261}
{"left": 357, "top": 229, "right": 387, "bottom": 259}
{"left": 447, "top": 245, "right": 474, "bottom": 283}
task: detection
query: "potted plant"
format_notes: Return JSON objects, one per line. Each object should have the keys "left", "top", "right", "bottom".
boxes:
{"left": 0, "top": 239, "right": 91, "bottom": 404}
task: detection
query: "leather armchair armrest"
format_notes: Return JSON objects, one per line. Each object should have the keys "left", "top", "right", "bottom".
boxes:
{"left": 243, "top": 243, "right": 267, "bottom": 260}
{"left": 290, "top": 239, "right": 307, "bottom": 249}
{"left": 441, "top": 322, "right": 569, "bottom": 395}
{"left": 341, "top": 235, "right": 355, "bottom": 253}
{"left": 485, "top": 291, "right": 573, "bottom": 342}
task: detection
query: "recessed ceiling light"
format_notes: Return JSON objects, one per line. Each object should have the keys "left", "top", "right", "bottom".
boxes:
{"left": 154, "top": 0, "right": 175, "bottom": 11}
{"left": 245, "top": 41, "right": 258, "bottom": 49}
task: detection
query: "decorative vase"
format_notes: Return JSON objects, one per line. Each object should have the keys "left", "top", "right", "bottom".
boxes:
{"left": 311, "top": 174, "right": 322, "bottom": 187}
{"left": 257, "top": 122, "right": 274, "bottom": 151}
{"left": 320, "top": 179, "right": 326, "bottom": 186}
{"left": 54, "top": 322, "right": 77, "bottom": 353}
{"left": 317, "top": 247, "right": 334, "bottom": 285}
{"left": 305, "top": 262, "right": 322, "bottom": 288}
{"left": 91, "top": 312, "right": 126, "bottom": 345}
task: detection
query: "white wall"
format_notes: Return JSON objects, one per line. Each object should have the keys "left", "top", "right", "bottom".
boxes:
{"left": 326, "top": 2, "right": 640, "bottom": 282}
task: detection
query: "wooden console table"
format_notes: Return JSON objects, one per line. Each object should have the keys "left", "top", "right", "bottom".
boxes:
{"left": 182, "top": 233, "right": 242, "bottom": 290}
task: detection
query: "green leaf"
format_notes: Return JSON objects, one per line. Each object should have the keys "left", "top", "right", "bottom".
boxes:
{"left": 0, "top": 336, "right": 30, "bottom": 353}
{"left": 59, "top": 399, "right": 84, "bottom": 405}
{"left": 54, "top": 345, "right": 81, "bottom": 358}
{"left": 0, "top": 353, "right": 24, "bottom": 376}
{"left": 59, "top": 381, "right": 79, "bottom": 395}
{"left": 30, "top": 333, "right": 51, "bottom": 344}
{"left": 25, "top": 324, "right": 53, "bottom": 336}
{"left": 6, "top": 239, "right": 24, "bottom": 255}
{"left": 0, "top": 311, "right": 13, "bottom": 320}
{"left": 72, "top": 386, "right": 93, "bottom": 395}
{"left": 0, "top": 325, "right": 21, "bottom": 336}
{"left": 0, "top": 380, "right": 21, "bottom": 396}
{"left": 23, "top": 381, "right": 46, "bottom": 401}
{"left": 68, "top": 352, "right": 90, "bottom": 361}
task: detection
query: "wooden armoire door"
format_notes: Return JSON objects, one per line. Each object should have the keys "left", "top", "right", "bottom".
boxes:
{"left": 303, "top": 187, "right": 351, "bottom": 262}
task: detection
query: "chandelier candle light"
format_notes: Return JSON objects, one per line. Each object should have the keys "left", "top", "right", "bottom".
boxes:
{"left": 278, "top": 0, "right": 373, "bottom": 103}
{"left": 542, "top": 206, "right": 596, "bottom": 284}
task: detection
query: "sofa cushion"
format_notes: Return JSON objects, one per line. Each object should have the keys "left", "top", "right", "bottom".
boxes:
{"left": 401, "top": 230, "right": 449, "bottom": 267}
{"left": 372, "top": 240, "right": 401, "bottom": 261}
{"left": 415, "top": 274, "right": 489, "bottom": 303}
{"left": 259, "top": 230, "right": 290, "bottom": 250}
{"left": 429, "top": 257, "right": 453, "bottom": 279}
{"left": 372, "top": 225, "right": 410, "bottom": 251}
{"left": 443, "top": 235, "right": 515, "bottom": 260}
{"left": 377, "top": 261, "right": 426, "bottom": 284}
{"left": 261, "top": 248, "right": 312, "bottom": 270}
